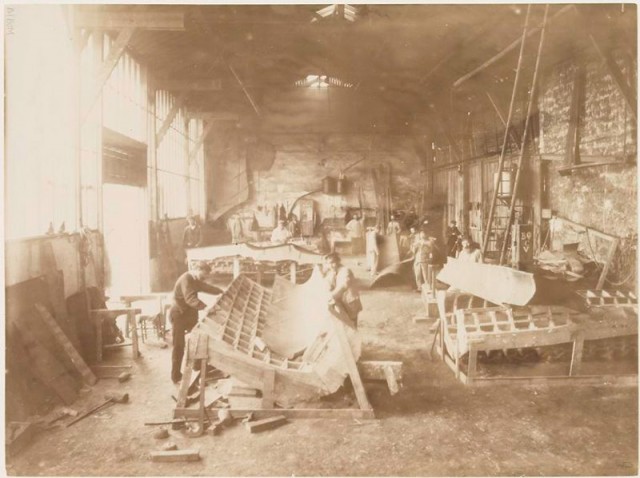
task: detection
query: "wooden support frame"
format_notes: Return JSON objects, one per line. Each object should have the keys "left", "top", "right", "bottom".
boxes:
{"left": 90, "top": 308, "right": 141, "bottom": 362}
{"left": 188, "top": 121, "right": 215, "bottom": 166}
{"left": 173, "top": 315, "right": 377, "bottom": 421}
{"left": 564, "top": 63, "right": 586, "bottom": 166}
{"left": 156, "top": 92, "right": 187, "bottom": 147}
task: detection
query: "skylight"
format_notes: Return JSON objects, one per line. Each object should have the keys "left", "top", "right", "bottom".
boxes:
{"left": 295, "top": 75, "right": 354, "bottom": 88}
{"left": 311, "top": 4, "right": 358, "bottom": 22}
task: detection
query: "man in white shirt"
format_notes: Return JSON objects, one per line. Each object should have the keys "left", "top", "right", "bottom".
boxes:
{"left": 270, "top": 220, "right": 292, "bottom": 244}
{"left": 345, "top": 213, "right": 365, "bottom": 255}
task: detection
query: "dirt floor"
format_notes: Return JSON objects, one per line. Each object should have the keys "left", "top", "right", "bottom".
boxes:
{"left": 6, "top": 256, "right": 639, "bottom": 476}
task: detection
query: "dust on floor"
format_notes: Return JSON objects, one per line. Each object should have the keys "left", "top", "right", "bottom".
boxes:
{"left": 6, "top": 257, "right": 638, "bottom": 476}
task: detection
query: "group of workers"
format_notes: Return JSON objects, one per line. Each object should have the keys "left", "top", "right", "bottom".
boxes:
{"left": 168, "top": 251, "right": 360, "bottom": 384}
{"left": 172, "top": 209, "right": 481, "bottom": 384}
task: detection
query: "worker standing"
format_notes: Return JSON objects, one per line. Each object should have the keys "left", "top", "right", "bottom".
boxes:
{"left": 365, "top": 225, "right": 380, "bottom": 277}
{"left": 322, "top": 252, "right": 362, "bottom": 328}
{"left": 169, "top": 262, "right": 223, "bottom": 384}
{"left": 345, "top": 213, "right": 365, "bottom": 255}
{"left": 270, "top": 219, "right": 292, "bottom": 244}
{"left": 412, "top": 231, "right": 432, "bottom": 292}
{"left": 457, "top": 237, "right": 483, "bottom": 263}
{"left": 386, "top": 215, "right": 401, "bottom": 236}
{"left": 446, "top": 220, "right": 462, "bottom": 257}
{"left": 182, "top": 215, "right": 202, "bottom": 250}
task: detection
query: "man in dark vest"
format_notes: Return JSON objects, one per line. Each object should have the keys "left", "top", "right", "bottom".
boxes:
{"left": 170, "top": 262, "right": 223, "bottom": 383}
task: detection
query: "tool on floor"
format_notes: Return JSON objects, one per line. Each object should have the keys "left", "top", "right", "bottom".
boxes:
{"left": 66, "top": 392, "right": 129, "bottom": 427}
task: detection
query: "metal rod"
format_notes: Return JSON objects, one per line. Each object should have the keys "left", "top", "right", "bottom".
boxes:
{"left": 228, "top": 63, "right": 261, "bottom": 116}
{"left": 481, "top": 5, "right": 532, "bottom": 257}
{"left": 499, "top": 4, "right": 550, "bottom": 265}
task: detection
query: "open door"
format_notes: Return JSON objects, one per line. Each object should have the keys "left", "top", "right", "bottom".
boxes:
{"left": 102, "top": 129, "right": 149, "bottom": 296}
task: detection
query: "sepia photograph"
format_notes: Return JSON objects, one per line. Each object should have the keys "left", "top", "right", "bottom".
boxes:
{"left": 3, "top": 2, "right": 638, "bottom": 476}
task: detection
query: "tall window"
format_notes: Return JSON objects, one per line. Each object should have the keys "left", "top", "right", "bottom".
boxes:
{"left": 5, "top": 5, "right": 77, "bottom": 238}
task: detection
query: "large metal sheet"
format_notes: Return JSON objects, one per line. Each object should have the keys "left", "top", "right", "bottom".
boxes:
{"left": 437, "top": 257, "right": 536, "bottom": 306}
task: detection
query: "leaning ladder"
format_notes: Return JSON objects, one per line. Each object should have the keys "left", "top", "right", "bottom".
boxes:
{"left": 481, "top": 5, "right": 549, "bottom": 266}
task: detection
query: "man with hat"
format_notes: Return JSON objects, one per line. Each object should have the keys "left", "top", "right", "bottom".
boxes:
{"left": 169, "top": 262, "right": 224, "bottom": 383}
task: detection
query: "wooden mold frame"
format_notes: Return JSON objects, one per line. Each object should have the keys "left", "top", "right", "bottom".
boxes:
{"left": 434, "top": 290, "right": 638, "bottom": 386}
{"left": 174, "top": 275, "right": 377, "bottom": 421}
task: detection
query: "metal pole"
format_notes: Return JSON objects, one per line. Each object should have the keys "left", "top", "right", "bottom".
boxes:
{"left": 481, "top": 5, "right": 532, "bottom": 257}
{"left": 499, "top": 5, "right": 550, "bottom": 265}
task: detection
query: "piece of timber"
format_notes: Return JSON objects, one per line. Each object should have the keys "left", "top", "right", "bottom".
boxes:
{"left": 245, "top": 415, "right": 287, "bottom": 433}
{"left": 437, "top": 258, "right": 536, "bottom": 306}
{"left": 149, "top": 449, "right": 201, "bottom": 462}
{"left": 35, "top": 303, "right": 97, "bottom": 386}
{"left": 358, "top": 361, "right": 403, "bottom": 382}
{"left": 175, "top": 407, "right": 376, "bottom": 420}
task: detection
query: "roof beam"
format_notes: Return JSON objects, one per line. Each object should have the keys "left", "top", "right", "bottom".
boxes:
{"left": 186, "top": 111, "right": 239, "bottom": 121}
{"left": 154, "top": 78, "right": 223, "bottom": 91}
{"left": 75, "top": 11, "right": 185, "bottom": 31}
{"left": 453, "top": 4, "right": 573, "bottom": 88}
{"left": 574, "top": 6, "right": 637, "bottom": 121}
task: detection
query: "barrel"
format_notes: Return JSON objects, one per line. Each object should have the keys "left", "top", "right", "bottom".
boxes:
{"left": 322, "top": 176, "right": 337, "bottom": 194}
{"left": 336, "top": 177, "right": 347, "bottom": 195}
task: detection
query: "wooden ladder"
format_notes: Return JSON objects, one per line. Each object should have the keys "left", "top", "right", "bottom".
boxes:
{"left": 481, "top": 5, "right": 549, "bottom": 266}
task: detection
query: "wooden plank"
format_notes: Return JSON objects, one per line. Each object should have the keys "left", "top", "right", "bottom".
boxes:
{"left": 467, "top": 374, "right": 638, "bottom": 387}
{"left": 596, "top": 237, "right": 620, "bottom": 290}
{"left": 565, "top": 64, "right": 586, "bottom": 166}
{"left": 35, "top": 304, "right": 97, "bottom": 386}
{"left": 261, "top": 368, "right": 275, "bottom": 409}
{"left": 358, "top": 361, "right": 403, "bottom": 382}
{"left": 569, "top": 332, "right": 585, "bottom": 376}
{"left": 149, "top": 449, "right": 200, "bottom": 462}
{"left": 76, "top": 11, "right": 185, "bottom": 31}
{"left": 175, "top": 407, "right": 376, "bottom": 420}
{"left": 331, "top": 317, "right": 373, "bottom": 412}
{"left": 245, "top": 415, "right": 287, "bottom": 433}
{"left": 383, "top": 365, "right": 400, "bottom": 395}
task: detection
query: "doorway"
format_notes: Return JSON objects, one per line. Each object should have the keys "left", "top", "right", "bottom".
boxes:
{"left": 103, "top": 183, "right": 149, "bottom": 296}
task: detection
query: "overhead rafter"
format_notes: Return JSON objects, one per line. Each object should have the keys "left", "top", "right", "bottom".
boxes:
{"left": 573, "top": 5, "right": 637, "bottom": 121}
{"left": 155, "top": 78, "right": 223, "bottom": 91}
{"left": 75, "top": 11, "right": 185, "bottom": 31}
{"left": 186, "top": 111, "right": 239, "bottom": 121}
{"left": 453, "top": 4, "right": 573, "bottom": 88}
